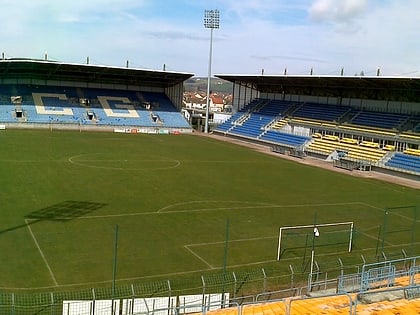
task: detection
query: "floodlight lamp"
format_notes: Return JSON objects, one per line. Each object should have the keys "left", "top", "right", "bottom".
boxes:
{"left": 204, "top": 10, "right": 220, "bottom": 29}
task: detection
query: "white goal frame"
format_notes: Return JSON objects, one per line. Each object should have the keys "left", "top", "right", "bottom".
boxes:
{"left": 276, "top": 221, "right": 354, "bottom": 260}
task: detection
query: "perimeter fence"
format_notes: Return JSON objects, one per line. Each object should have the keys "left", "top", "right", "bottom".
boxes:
{"left": 1, "top": 251, "right": 418, "bottom": 314}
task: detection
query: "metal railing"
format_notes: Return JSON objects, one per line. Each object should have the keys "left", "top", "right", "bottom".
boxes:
{"left": 1, "top": 255, "right": 420, "bottom": 314}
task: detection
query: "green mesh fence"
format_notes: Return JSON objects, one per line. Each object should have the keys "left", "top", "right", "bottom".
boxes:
{"left": 379, "top": 205, "right": 419, "bottom": 257}
{"left": 0, "top": 253, "right": 416, "bottom": 315}
{"left": 0, "top": 268, "right": 272, "bottom": 315}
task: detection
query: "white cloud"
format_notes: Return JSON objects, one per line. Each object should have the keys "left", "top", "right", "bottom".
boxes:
{"left": 309, "top": 0, "right": 368, "bottom": 23}
{"left": 316, "top": 0, "right": 420, "bottom": 76}
{"left": 0, "top": 0, "right": 418, "bottom": 76}
{"left": 0, "top": 0, "right": 146, "bottom": 25}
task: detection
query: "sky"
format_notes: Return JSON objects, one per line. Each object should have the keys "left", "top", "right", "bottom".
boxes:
{"left": 0, "top": 0, "right": 419, "bottom": 77}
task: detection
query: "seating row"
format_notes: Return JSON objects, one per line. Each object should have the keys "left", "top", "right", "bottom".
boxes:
{"left": 0, "top": 86, "right": 190, "bottom": 129}
{"left": 271, "top": 119, "right": 288, "bottom": 130}
{"left": 351, "top": 111, "right": 410, "bottom": 130}
{"left": 215, "top": 99, "right": 418, "bottom": 160}
{"left": 404, "top": 148, "right": 420, "bottom": 157}
{"left": 216, "top": 98, "right": 419, "bottom": 137}
{"left": 216, "top": 113, "right": 311, "bottom": 148}
{"left": 400, "top": 133, "right": 420, "bottom": 141}
{"left": 385, "top": 153, "right": 420, "bottom": 173}
{"left": 338, "top": 124, "right": 397, "bottom": 136}
{"left": 292, "top": 102, "right": 351, "bottom": 122}
{"left": 307, "top": 138, "right": 387, "bottom": 162}
{"left": 256, "top": 99, "right": 295, "bottom": 116}
{"left": 260, "top": 131, "right": 309, "bottom": 147}
{"left": 206, "top": 288, "right": 420, "bottom": 315}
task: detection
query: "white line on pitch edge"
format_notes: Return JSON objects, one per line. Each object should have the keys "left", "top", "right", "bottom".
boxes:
{"left": 184, "top": 245, "right": 214, "bottom": 269}
{"left": 25, "top": 219, "right": 58, "bottom": 287}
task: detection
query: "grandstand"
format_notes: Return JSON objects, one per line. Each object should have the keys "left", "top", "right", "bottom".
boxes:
{"left": 214, "top": 74, "right": 420, "bottom": 177}
{"left": 0, "top": 58, "right": 193, "bottom": 133}
{"left": 0, "top": 60, "right": 419, "bottom": 314}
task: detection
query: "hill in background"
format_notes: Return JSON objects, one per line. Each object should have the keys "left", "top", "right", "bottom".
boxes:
{"left": 184, "top": 77, "right": 233, "bottom": 94}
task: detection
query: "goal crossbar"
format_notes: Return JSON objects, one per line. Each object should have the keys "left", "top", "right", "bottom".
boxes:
{"left": 277, "top": 221, "right": 354, "bottom": 260}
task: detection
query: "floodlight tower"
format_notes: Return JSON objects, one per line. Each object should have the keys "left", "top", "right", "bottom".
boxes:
{"left": 204, "top": 9, "right": 220, "bottom": 133}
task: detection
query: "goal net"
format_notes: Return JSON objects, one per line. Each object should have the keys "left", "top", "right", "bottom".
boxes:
{"left": 276, "top": 221, "right": 354, "bottom": 261}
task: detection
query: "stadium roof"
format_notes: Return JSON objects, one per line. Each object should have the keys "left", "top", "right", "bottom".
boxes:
{"left": 0, "top": 58, "right": 193, "bottom": 88}
{"left": 215, "top": 74, "right": 420, "bottom": 102}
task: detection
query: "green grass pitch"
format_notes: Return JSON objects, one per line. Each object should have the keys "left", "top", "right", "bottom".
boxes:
{"left": 0, "top": 129, "right": 418, "bottom": 291}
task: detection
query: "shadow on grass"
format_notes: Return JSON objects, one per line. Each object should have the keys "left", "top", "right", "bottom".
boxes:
{"left": 0, "top": 200, "right": 106, "bottom": 235}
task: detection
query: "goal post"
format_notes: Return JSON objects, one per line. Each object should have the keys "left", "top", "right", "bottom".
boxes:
{"left": 277, "top": 221, "right": 354, "bottom": 261}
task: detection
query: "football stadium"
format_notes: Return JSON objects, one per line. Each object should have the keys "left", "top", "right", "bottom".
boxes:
{"left": 0, "top": 58, "right": 419, "bottom": 314}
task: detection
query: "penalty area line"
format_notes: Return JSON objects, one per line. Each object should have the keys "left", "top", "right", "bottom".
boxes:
{"left": 184, "top": 245, "right": 214, "bottom": 269}
{"left": 25, "top": 219, "right": 58, "bottom": 287}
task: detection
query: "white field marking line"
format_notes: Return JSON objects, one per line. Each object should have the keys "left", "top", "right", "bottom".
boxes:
{"left": 157, "top": 201, "right": 366, "bottom": 214}
{"left": 385, "top": 209, "right": 420, "bottom": 223}
{"left": 361, "top": 225, "right": 381, "bottom": 233}
{"left": 359, "top": 202, "right": 384, "bottom": 211}
{"left": 391, "top": 212, "right": 420, "bottom": 223}
{"left": 5, "top": 241, "right": 420, "bottom": 291}
{"left": 0, "top": 159, "right": 66, "bottom": 163}
{"left": 353, "top": 171, "right": 420, "bottom": 193}
{"left": 78, "top": 201, "right": 367, "bottom": 219}
{"left": 183, "top": 245, "right": 214, "bottom": 269}
{"left": 157, "top": 200, "right": 278, "bottom": 213}
{"left": 68, "top": 154, "right": 181, "bottom": 171}
{"left": 4, "top": 201, "right": 394, "bottom": 290}
{"left": 185, "top": 241, "right": 420, "bottom": 272}
{"left": 180, "top": 160, "right": 272, "bottom": 164}
{"left": 78, "top": 203, "right": 275, "bottom": 219}
{"left": 79, "top": 205, "right": 292, "bottom": 219}
{"left": 357, "top": 229, "right": 394, "bottom": 246}
{"left": 360, "top": 202, "right": 420, "bottom": 222}
{"left": 74, "top": 159, "right": 177, "bottom": 162}
{"left": 18, "top": 201, "right": 373, "bottom": 286}
{"left": 25, "top": 219, "right": 58, "bottom": 287}
{"left": 183, "top": 235, "right": 277, "bottom": 269}
{"left": 186, "top": 235, "right": 277, "bottom": 248}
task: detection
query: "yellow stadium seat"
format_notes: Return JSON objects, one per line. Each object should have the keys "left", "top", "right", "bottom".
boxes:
{"left": 323, "top": 135, "right": 339, "bottom": 141}
{"left": 291, "top": 118, "right": 322, "bottom": 126}
{"left": 340, "top": 137, "right": 358, "bottom": 145}
{"left": 400, "top": 133, "right": 420, "bottom": 141}
{"left": 360, "top": 141, "right": 380, "bottom": 148}
{"left": 307, "top": 138, "right": 386, "bottom": 162}
{"left": 404, "top": 148, "right": 420, "bottom": 156}
{"left": 383, "top": 145, "right": 395, "bottom": 151}
{"left": 321, "top": 123, "right": 337, "bottom": 128}
{"left": 339, "top": 124, "right": 396, "bottom": 136}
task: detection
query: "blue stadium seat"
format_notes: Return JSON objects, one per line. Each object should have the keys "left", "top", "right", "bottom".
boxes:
{"left": 214, "top": 113, "right": 243, "bottom": 132}
{"left": 351, "top": 111, "right": 409, "bottom": 130}
{"left": 260, "top": 131, "right": 309, "bottom": 147}
{"left": 0, "top": 85, "right": 190, "bottom": 129}
{"left": 385, "top": 153, "right": 420, "bottom": 173}
{"left": 229, "top": 114, "right": 271, "bottom": 138}
{"left": 291, "top": 103, "right": 351, "bottom": 122}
